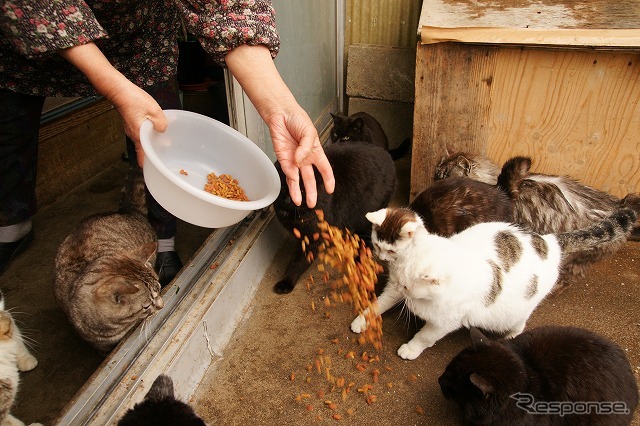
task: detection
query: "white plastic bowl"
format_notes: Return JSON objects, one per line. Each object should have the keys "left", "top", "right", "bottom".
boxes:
{"left": 140, "top": 110, "right": 281, "bottom": 228}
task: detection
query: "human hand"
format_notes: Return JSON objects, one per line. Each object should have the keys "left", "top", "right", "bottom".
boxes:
{"left": 224, "top": 44, "right": 334, "bottom": 208}
{"left": 59, "top": 42, "right": 167, "bottom": 166}
{"left": 268, "top": 105, "right": 335, "bottom": 208}
{"left": 109, "top": 85, "right": 167, "bottom": 166}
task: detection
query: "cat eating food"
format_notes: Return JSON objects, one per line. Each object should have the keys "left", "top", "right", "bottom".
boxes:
{"left": 54, "top": 167, "right": 164, "bottom": 353}
{"left": 272, "top": 140, "right": 396, "bottom": 294}
{"left": 0, "top": 291, "right": 40, "bottom": 426}
{"left": 351, "top": 206, "right": 636, "bottom": 360}
{"left": 439, "top": 326, "right": 639, "bottom": 425}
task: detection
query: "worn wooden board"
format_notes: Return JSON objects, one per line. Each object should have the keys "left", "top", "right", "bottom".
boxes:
{"left": 419, "top": 0, "right": 640, "bottom": 48}
{"left": 411, "top": 43, "right": 640, "bottom": 201}
{"left": 37, "top": 100, "right": 125, "bottom": 208}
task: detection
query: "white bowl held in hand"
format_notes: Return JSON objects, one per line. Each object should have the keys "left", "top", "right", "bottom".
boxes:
{"left": 140, "top": 109, "right": 280, "bottom": 228}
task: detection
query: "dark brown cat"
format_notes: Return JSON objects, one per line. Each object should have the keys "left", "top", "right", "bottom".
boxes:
{"left": 409, "top": 176, "right": 514, "bottom": 237}
{"left": 330, "top": 111, "right": 411, "bottom": 160}
{"left": 439, "top": 326, "right": 639, "bottom": 425}
{"left": 273, "top": 141, "right": 396, "bottom": 294}
{"left": 53, "top": 167, "right": 163, "bottom": 353}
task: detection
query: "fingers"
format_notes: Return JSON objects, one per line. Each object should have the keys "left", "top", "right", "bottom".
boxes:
{"left": 299, "top": 164, "right": 318, "bottom": 208}
{"left": 286, "top": 175, "right": 303, "bottom": 207}
{"left": 314, "top": 152, "right": 335, "bottom": 195}
{"left": 132, "top": 110, "right": 168, "bottom": 167}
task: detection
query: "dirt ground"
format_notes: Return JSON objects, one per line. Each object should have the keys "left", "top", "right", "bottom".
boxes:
{"left": 191, "top": 232, "right": 640, "bottom": 425}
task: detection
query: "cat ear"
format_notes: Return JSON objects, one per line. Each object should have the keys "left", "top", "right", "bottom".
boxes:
{"left": 140, "top": 242, "right": 158, "bottom": 267}
{"left": 365, "top": 209, "right": 387, "bottom": 226}
{"left": 470, "top": 327, "right": 491, "bottom": 349}
{"left": 458, "top": 155, "right": 471, "bottom": 173}
{"left": 469, "top": 373, "right": 494, "bottom": 398}
{"left": 400, "top": 220, "right": 419, "bottom": 239}
{"left": 353, "top": 117, "right": 364, "bottom": 131}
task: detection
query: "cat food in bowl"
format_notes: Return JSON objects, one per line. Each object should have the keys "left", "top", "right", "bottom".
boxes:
{"left": 140, "top": 110, "right": 280, "bottom": 228}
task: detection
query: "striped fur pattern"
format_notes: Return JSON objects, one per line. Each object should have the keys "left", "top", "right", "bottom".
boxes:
{"left": 351, "top": 206, "right": 636, "bottom": 360}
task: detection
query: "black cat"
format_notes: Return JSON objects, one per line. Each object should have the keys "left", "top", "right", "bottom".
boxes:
{"left": 439, "top": 326, "right": 639, "bottom": 425}
{"left": 118, "top": 374, "right": 206, "bottom": 426}
{"left": 330, "top": 112, "right": 411, "bottom": 160}
{"left": 273, "top": 141, "right": 396, "bottom": 294}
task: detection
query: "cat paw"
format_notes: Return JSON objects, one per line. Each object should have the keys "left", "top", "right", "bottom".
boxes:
{"left": 397, "top": 343, "right": 423, "bottom": 360}
{"left": 350, "top": 315, "right": 367, "bottom": 333}
{"left": 17, "top": 354, "right": 38, "bottom": 372}
{"left": 273, "top": 279, "right": 294, "bottom": 294}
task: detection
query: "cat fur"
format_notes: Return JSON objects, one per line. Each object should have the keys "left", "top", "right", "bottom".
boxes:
{"left": 330, "top": 112, "right": 411, "bottom": 160}
{"left": 118, "top": 374, "right": 206, "bottom": 426}
{"left": 439, "top": 326, "right": 639, "bottom": 425}
{"left": 53, "top": 167, "right": 163, "bottom": 353}
{"left": 273, "top": 141, "right": 396, "bottom": 294}
{"left": 0, "top": 292, "right": 39, "bottom": 426}
{"left": 351, "top": 207, "right": 636, "bottom": 360}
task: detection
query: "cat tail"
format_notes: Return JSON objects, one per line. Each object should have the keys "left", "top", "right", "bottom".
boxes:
{"left": 496, "top": 156, "right": 532, "bottom": 197}
{"left": 119, "top": 166, "right": 148, "bottom": 216}
{"left": 555, "top": 207, "right": 637, "bottom": 254}
{"left": 388, "top": 137, "right": 412, "bottom": 160}
{"left": 620, "top": 193, "right": 640, "bottom": 241}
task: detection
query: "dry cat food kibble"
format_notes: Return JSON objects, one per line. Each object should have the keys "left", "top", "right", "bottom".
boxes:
{"left": 295, "top": 210, "right": 384, "bottom": 349}
{"left": 203, "top": 172, "right": 249, "bottom": 201}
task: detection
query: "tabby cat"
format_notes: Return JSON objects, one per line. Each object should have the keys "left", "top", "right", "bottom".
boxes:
{"left": 439, "top": 326, "right": 639, "bottom": 425}
{"left": 53, "top": 167, "right": 164, "bottom": 353}
{"left": 351, "top": 207, "right": 636, "bottom": 360}
{"left": 0, "top": 291, "right": 39, "bottom": 426}
{"left": 409, "top": 176, "right": 514, "bottom": 237}
{"left": 330, "top": 112, "right": 411, "bottom": 160}
{"left": 434, "top": 151, "right": 500, "bottom": 184}
{"left": 273, "top": 141, "right": 396, "bottom": 294}
{"left": 118, "top": 374, "right": 206, "bottom": 426}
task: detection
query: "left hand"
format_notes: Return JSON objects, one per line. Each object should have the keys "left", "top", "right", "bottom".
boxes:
{"left": 268, "top": 104, "right": 334, "bottom": 208}
{"left": 225, "top": 44, "right": 334, "bottom": 208}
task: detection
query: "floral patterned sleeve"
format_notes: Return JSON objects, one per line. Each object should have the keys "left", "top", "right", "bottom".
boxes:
{"left": 173, "top": 0, "right": 280, "bottom": 66}
{"left": 0, "top": 0, "right": 107, "bottom": 58}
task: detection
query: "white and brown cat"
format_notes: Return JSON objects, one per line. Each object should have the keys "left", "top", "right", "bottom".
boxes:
{"left": 351, "top": 206, "right": 636, "bottom": 360}
{"left": 0, "top": 291, "right": 40, "bottom": 426}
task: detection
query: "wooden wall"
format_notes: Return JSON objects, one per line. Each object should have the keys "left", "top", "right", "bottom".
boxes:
{"left": 411, "top": 43, "right": 640, "bottom": 200}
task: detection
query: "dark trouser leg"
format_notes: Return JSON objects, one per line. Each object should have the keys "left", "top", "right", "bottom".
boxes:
{"left": 0, "top": 90, "right": 45, "bottom": 227}
{"left": 125, "top": 77, "right": 182, "bottom": 239}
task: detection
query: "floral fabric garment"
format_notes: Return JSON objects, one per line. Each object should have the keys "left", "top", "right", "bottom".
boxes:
{"left": 0, "top": 0, "right": 279, "bottom": 96}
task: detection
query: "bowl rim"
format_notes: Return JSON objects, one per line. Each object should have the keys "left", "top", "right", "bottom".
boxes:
{"left": 140, "top": 109, "right": 280, "bottom": 211}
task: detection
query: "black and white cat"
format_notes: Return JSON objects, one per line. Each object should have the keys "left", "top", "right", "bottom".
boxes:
{"left": 351, "top": 206, "right": 636, "bottom": 360}
{"left": 272, "top": 141, "right": 396, "bottom": 294}
{"left": 439, "top": 326, "right": 639, "bottom": 425}
{"left": 118, "top": 374, "right": 206, "bottom": 425}
{"left": 330, "top": 112, "right": 411, "bottom": 160}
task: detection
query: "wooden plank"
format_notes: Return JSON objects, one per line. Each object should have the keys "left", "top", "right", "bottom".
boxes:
{"left": 419, "top": 0, "right": 640, "bottom": 48}
{"left": 420, "top": 0, "right": 640, "bottom": 30}
{"left": 37, "top": 106, "right": 124, "bottom": 207}
{"left": 411, "top": 42, "right": 640, "bottom": 201}
{"left": 410, "top": 42, "right": 496, "bottom": 201}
